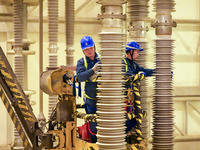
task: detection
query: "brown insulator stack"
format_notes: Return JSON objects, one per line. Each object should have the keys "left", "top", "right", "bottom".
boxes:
{"left": 151, "top": 0, "right": 176, "bottom": 149}
{"left": 127, "top": 0, "right": 150, "bottom": 140}
{"left": 48, "top": 0, "right": 59, "bottom": 118}
{"left": 96, "top": 0, "right": 126, "bottom": 150}
{"left": 65, "top": 0, "right": 75, "bottom": 66}
{"left": 14, "top": 0, "right": 24, "bottom": 88}
{"left": 13, "top": 1, "right": 24, "bottom": 147}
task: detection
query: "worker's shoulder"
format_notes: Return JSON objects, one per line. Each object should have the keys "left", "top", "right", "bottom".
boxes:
{"left": 76, "top": 57, "right": 84, "bottom": 65}
{"left": 77, "top": 57, "right": 84, "bottom": 62}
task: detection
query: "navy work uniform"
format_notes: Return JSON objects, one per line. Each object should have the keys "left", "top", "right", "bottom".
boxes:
{"left": 123, "top": 57, "right": 154, "bottom": 133}
{"left": 76, "top": 53, "right": 99, "bottom": 143}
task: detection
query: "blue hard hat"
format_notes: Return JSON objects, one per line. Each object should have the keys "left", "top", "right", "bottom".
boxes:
{"left": 125, "top": 41, "right": 143, "bottom": 52}
{"left": 80, "top": 36, "right": 95, "bottom": 50}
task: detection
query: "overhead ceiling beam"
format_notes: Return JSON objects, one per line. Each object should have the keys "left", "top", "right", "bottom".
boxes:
{"left": 28, "top": 5, "right": 39, "bottom": 15}
{"left": 75, "top": 0, "right": 91, "bottom": 14}
{"left": 0, "top": 16, "right": 101, "bottom": 24}
{"left": 27, "top": 0, "right": 46, "bottom": 15}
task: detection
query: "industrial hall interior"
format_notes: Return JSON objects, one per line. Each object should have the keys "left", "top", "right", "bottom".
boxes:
{"left": 0, "top": 0, "right": 199, "bottom": 150}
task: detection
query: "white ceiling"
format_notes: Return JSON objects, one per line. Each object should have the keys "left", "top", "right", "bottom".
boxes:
{"left": 0, "top": 0, "right": 102, "bottom": 33}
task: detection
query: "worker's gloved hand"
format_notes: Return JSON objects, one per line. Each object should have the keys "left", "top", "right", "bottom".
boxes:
{"left": 89, "top": 72, "right": 99, "bottom": 81}
{"left": 92, "top": 63, "right": 98, "bottom": 72}
{"left": 152, "top": 69, "right": 156, "bottom": 74}
{"left": 150, "top": 69, "right": 156, "bottom": 75}
{"left": 139, "top": 72, "right": 146, "bottom": 76}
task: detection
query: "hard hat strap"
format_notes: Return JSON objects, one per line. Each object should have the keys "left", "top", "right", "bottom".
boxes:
{"left": 130, "top": 49, "right": 134, "bottom": 61}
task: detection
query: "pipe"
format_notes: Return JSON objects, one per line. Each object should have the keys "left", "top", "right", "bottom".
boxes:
{"left": 148, "top": 136, "right": 200, "bottom": 143}
{"left": 39, "top": 0, "right": 43, "bottom": 114}
{"left": 96, "top": 0, "right": 126, "bottom": 149}
{"left": 151, "top": 0, "right": 177, "bottom": 149}
{"left": 1, "top": 15, "right": 200, "bottom": 25}
{"left": 37, "top": 0, "right": 46, "bottom": 130}
{"left": 65, "top": 0, "right": 75, "bottom": 66}
{"left": 185, "top": 101, "right": 188, "bottom": 135}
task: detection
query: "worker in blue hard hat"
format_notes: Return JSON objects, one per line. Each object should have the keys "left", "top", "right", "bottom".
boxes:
{"left": 124, "top": 41, "right": 155, "bottom": 76}
{"left": 76, "top": 36, "right": 99, "bottom": 143}
{"left": 123, "top": 41, "right": 155, "bottom": 140}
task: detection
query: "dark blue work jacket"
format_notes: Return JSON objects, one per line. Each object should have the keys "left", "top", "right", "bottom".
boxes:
{"left": 123, "top": 57, "right": 154, "bottom": 89}
{"left": 76, "top": 53, "right": 99, "bottom": 99}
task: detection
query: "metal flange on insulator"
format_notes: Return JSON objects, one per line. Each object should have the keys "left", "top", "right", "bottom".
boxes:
{"left": 127, "top": 0, "right": 149, "bottom": 38}
{"left": 7, "top": 39, "right": 35, "bottom": 55}
{"left": 151, "top": 0, "right": 177, "bottom": 35}
{"left": 97, "top": 0, "right": 126, "bottom": 33}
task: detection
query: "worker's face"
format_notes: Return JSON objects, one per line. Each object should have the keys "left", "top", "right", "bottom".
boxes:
{"left": 83, "top": 46, "right": 95, "bottom": 58}
{"left": 131, "top": 49, "right": 140, "bottom": 60}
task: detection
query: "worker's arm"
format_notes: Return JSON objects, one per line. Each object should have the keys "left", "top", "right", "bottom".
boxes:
{"left": 134, "top": 62, "right": 155, "bottom": 76}
{"left": 138, "top": 66, "right": 155, "bottom": 76}
{"left": 76, "top": 58, "right": 94, "bottom": 82}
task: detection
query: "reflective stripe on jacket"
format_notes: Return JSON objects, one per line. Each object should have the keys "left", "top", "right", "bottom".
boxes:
{"left": 76, "top": 53, "right": 99, "bottom": 99}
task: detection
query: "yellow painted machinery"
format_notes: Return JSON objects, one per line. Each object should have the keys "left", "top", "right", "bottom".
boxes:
{"left": 0, "top": 46, "right": 146, "bottom": 150}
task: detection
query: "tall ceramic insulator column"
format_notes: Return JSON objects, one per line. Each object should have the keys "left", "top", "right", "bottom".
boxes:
{"left": 151, "top": 0, "right": 176, "bottom": 149}
{"left": 65, "top": 0, "right": 75, "bottom": 66}
{"left": 14, "top": 0, "right": 24, "bottom": 87}
{"left": 96, "top": 0, "right": 126, "bottom": 150}
{"left": 48, "top": 0, "right": 59, "bottom": 118}
{"left": 13, "top": 1, "right": 24, "bottom": 148}
{"left": 127, "top": 0, "right": 150, "bottom": 140}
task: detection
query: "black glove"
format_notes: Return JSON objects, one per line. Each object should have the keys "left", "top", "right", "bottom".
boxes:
{"left": 63, "top": 73, "right": 69, "bottom": 83}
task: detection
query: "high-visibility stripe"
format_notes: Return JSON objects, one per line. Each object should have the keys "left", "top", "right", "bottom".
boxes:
{"left": 0, "top": 69, "right": 12, "bottom": 79}
{"left": 138, "top": 113, "right": 143, "bottom": 118}
{"left": 24, "top": 139, "right": 29, "bottom": 147}
{"left": 5, "top": 101, "right": 9, "bottom": 109}
{"left": 133, "top": 74, "right": 139, "bottom": 81}
{"left": 134, "top": 91, "right": 140, "bottom": 97}
{"left": 1, "top": 91, "right": 5, "bottom": 102}
{"left": 84, "top": 93, "right": 96, "bottom": 100}
{"left": 13, "top": 116, "right": 17, "bottom": 124}
{"left": 123, "top": 58, "right": 128, "bottom": 72}
{"left": 135, "top": 100, "right": 141, "bottom": 104}
{"left": 135, "top": 129, "right": 142, "bottom": 136}
{"left": 18, "top": 103, "right": 29, "bottom": 111}
{"left": 0, "top": 48, "right": 32, "bottom": 148}
{"left": 0, "top": 61, "right": 6, "bottom": 68}
{"left": 140, "top": 74, "right": 145, "bottom": 80}
{"left": 83, "top": 57, "right": 98, "bottom": 82}
{"left": 133, "top": 87, "right": 139, "bottom": 91}
{"left": 9, "top": 108, "right": 13, "bottom": 116}
{"left": 84, "top": 56, "right": 87, "bottom": 70}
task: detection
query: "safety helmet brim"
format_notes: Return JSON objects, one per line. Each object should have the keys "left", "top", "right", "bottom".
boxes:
{"left": 126, "top": 46, "right": 143, "bottom": 52}
{"left": 82, "top": 44, "right": 94, "bottom": 50}
{"left": 125, "top": 42, "right": 143, "bottom": 52}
